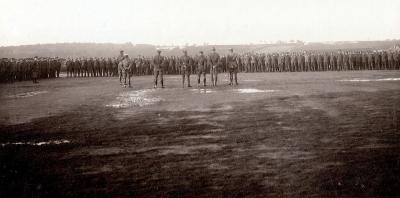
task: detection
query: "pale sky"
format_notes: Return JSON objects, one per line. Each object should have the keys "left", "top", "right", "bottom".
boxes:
{"left": 0, "top": 0, "right": 399, "bottom": 46}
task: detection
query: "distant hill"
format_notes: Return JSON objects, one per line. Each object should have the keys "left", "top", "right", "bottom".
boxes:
{"left": 0, "top": 40, "right": 399, "bottom": 58}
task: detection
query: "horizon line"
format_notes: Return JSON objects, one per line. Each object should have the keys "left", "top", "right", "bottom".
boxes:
{"left": 1, "top": 39, "right": 400, "bottom": 48}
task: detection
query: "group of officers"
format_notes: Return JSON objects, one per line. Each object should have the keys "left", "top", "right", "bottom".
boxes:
{"left": 116, "top": 47, "right": 235, "bottom": 88}
{"left": 0, "top": 57, "right": 62, "bottom": 83}
{"left": 1, "top": 49, "right": 399, "bottom": 85}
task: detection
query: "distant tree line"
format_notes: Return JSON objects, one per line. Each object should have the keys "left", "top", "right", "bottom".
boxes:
{"left": 0, "top": 40, "right": 399, "bottom": 58}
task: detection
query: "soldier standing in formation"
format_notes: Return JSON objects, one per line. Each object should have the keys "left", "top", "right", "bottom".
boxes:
{"left": 226, "top": 48, "right": 239, "bottom": 86}
{"left": 180, "top": 50, "right": 192, "bottom": 88}
{"left": 31, "top": 57, "right": 39, "bottom": 83}
{"left": 117, "top": 50, "right": 125, "bottom": 85}
{"left": 196, "top": 51, "right": 207, "bottom": 87}
{"left": 208, "top": 47, "right": 220, "bottom": 86}
{"left": 152, "top": 50, "right": 164, "bottom": 88}
{"left": 120, "top": 54, "right": 132, "bottom": 87}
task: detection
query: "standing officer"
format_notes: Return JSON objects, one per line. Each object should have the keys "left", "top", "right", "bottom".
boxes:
{"left": 382, "top": 51, "right": 388, "bottom": 70}
{"left": 323, "top": 53, "right": 330, "bottom": 71}
{"left": 388, "top": 51, "right": 394, "bottom": 70}
{"left": 152, "top": 50, "right": 165, "bottom": 88}
{"left": 304, "top": 52, "right": 310, "bottom": 72}
{"left": 374, "top": 51, "right": 381, "bottom": 70}
{"left": 107, "top": 58, "right": 113, "bottom": 77}
{"left": 168, "top": 56, "right": 175, "bottom": 74}
{"left": 31, "top": 57, "right": 39, "bottom": 83}
{"left": 117, "top": 50, "right": 125, "bottom": 79}
{"left": 330, "top": 52, "right": 337, "bottom": 71}
{"left": 208, "top": 47, "right": 220, "bottom": 86}
{"left": 180, "top": 50, "right": 192, "bottom": 88}
{"left": 244, "top": 54, "right": 250, "bottom": 72}
{"left": 121, "top": 54, "right": 132, "bottom": 87}
{"left": 196, "top": 51, "right": 207, "bottom": 87}
{"left": 337, "top": 51, "right": 344, "bottom": 71}
{"left": 361, "top": 52, "right": 367, "bottom": 70}
{"left": 343, "top": 52, "right": 349, "bottom": 70}
{"left": 226, "top": 48, "right": 239, "bottom": 85}
{"left": 88, "top": 57, "right": 95, "bottom": 77}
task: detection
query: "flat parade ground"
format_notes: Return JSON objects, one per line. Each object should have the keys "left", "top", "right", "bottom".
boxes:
{"left": 1, "top": 71, "right": 400, "bottom": 197}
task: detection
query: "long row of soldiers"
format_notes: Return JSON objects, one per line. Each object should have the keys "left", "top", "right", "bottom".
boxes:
{"left": 0, "top": 57, "right": 61, "bottom": 83}
{"left": 1, "top": 49, "right": 400, "bottom": 83}
{"left": 65, "top": 50, "right": 400, "bottom": 78}
{"left": 239, "top": 50, "right": 400, "bottom": 72}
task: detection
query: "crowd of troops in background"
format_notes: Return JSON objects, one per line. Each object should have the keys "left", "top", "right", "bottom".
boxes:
{"left": 1, "top": 49, "right": 399, "bottom": 83}
{"left": 0, "top": 57, "right": 61, "bottom": 83}
{"left": 65, "top": 50, "right": 400, "bottom": 77}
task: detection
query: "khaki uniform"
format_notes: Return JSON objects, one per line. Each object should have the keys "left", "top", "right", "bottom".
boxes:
{"left": 180, "top": 54, "right": 192, "bottom": 87}
{"left": 153, "top": 54, "right": 164, "bottom": 88}
{"left": 226, "top": 51, "right": 238, "bottom": 85}
{"left": 209, "top": 51, "right": 220, "bottom": 86}
{"left": 196, "top": 53, "right": 207, "bottom": 86}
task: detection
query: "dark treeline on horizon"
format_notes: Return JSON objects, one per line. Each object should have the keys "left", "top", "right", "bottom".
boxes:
{"left": 0, "top": 40, "right": 399, "bottom": 58}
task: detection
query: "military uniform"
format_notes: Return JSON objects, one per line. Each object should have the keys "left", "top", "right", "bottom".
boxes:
{"left": 374, "top": 52, "right": 381, "bottom": 70}
{"left": 208, "top": 48, "right": 220, "bottom": 86}
{"left": 120, "top": 55, "right": 132, "bottom": 87}
{"left": 31, "top": 59, "right": 39, "bottom": 83}
{"left": 196, "top": 51, "right": 207, "bottom": 86}
{"left": 153, "top": 50, "right": 164, "bottom": 88}
{"left": 226, "top": 49, "right": 238, "bottom": 85}
{"left": 180, "top": 50, "right": 192, "bottom": 87}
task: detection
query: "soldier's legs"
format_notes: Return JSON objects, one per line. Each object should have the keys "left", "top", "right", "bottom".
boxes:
{"left": 181, "top": 70, "right": 185, "bottom": 87}
{"left": 234, "top": 70, "right": 238, "bottom": 85}
{"left": 197, "top": 71, "right": 201, "bottom": 85}
{"left": 374, "top": 62, "right": 379, "bottom": 70}
{"left": 154, "top": 70, "right": 159, "bottom": 87}
{"left": 123, "top": 72, "right": 127, "bottom": 85}
{"left": 160, "top": 70, "right": 164, "bottom": 87}
{"left": 214, "top": 70, "right": 218, "bottom": 86}
{"left": 187, "top": 73, "right": 191, "bottom": 87}
{"left": 210, "top": 68, "right": 214, "bottom": 86}
{"left": 119, "top": 70, "right": 123, "bottom": 84}
{"left": 128, "top": 72, "right": 132, "bottom": 87}
{"left": 229, "top": 69, "right": 233, "bottom": 85}
{"left": 203, "top": 72, "right": 206, "bottom": 86}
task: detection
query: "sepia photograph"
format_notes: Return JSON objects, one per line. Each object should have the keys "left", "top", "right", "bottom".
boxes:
{"left": 0, "top": 0, "right": 399, "bottom": 197}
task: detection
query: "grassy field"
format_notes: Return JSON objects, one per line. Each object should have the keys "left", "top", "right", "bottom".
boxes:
{"left": 1, "top": 71, "right": 400, "bottom": 197}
